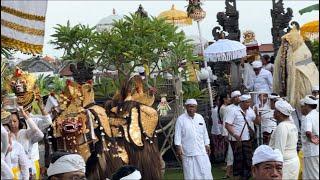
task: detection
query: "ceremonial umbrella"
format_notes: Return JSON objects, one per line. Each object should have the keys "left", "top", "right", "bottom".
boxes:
{"left": 204, "top": 39, "right": 247, "bottom": 62}
{"left": 158, "top": 4, "right": 192, "bottom": 26}
{"left": 300, "top": 20, "right": 319, "bottom": 40}
{"left": 96, "top": 9, "right": 123, "bottom": 32}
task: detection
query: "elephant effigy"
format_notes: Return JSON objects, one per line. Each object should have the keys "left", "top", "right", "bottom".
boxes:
{"left": 47, "top": 74, "right": 161, "bottom": 180}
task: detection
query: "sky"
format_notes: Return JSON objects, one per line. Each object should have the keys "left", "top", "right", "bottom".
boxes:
{"left": 14, "top": 0, "right": 319, "bottom": 59}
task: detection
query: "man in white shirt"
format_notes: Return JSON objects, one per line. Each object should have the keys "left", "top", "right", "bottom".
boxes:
{"left": 262, "top": 55, "right": 274, "bottom": 74}
{"left": 300, "top": 95, "right": 319, "bottom": 180}
{"left": 225, "top": 94, "right": 261, "bottom": 179}
{"left": 260, "top": 94, "right": 279, "bottom": 144}
{"left": 269, "top": 100, "right": 299, "bottom": 180}
{"left": 223, "top": 90, "right": 241, "bottom": 178}
{"left": 174, "top": 99, "right": 213, "bottom": 180}
{"left": 248, "top": 60, "right": 273, "bottom": 93}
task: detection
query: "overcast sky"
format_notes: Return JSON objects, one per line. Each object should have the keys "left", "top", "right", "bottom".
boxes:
{"left": 15, "top": 1, "right": 319, "bottom": 58}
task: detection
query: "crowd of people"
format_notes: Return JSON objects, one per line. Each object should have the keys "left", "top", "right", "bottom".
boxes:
{"left": 0, "top": 56, "right": 319, "bottom": 180}
{"left": 175, "top": 58, "right": 319, "bottom": 180}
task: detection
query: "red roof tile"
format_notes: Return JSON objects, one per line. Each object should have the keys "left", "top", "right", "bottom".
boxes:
{"left": 259, "top": 44, "right": 274, "bottom": 52}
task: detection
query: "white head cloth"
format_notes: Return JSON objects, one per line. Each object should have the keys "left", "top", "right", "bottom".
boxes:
{"left": 300, "top": 98, "right": 306, "bottom": 106}
{"left": 275, "top": 100, "right": 295, "bottom": 116}
{"left": 312, "top": 85, "right": 319, "bottom": 92}
{"left": 252, "top": 60, "right": 263, "bottom": 68}
{"left": 185, "top": 99, "right": 198, "bottom": 105}
{"left": 120, "top": 170, "right": 142, "bottom": 180}
{"left": 252, "top": 145, "right": 283, "bottom": 165}
{"left": 231, "top": 90, "right": 241, "bottom": 98}
{"left": 240, "top": 94, "right": 251, "bottom": 101}
{"left": 47, "top": 154, "right": 86, "bottom": 177}
{"left": 303, "top": 95, "right": 318, "bottom": 105}
{"left": 268, "top": 94, "right": 280, "bottom": 100}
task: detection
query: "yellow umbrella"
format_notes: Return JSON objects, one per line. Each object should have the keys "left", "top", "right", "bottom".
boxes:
{"left": 300, "top": 20, "right": 319, "bottom": 39}
{"left": 158, "top": 4, "right": 192, "bottom": 26}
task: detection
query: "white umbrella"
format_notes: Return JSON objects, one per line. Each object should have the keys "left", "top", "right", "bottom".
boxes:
{"left": 204, "top": 39, "right": 247, "bottom": 62}
{"left": 96, "top": 9, "right": 123, "bottom": 32}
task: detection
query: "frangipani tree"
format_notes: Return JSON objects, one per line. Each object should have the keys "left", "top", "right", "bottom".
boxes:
{"left": 51, "top": 14, "right": 197, "bottom": 87}
{"left": 96, "top": 14, "right": 197, "bottom": 85}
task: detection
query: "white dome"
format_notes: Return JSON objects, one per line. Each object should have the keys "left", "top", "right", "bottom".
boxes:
{"left": 96, "top": 10, "right": 123, "bottom": 32}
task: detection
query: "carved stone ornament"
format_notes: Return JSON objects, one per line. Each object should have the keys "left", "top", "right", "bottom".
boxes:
{"left": 270, "top": 0, "right": 293, "bottom": 56}
{"left": 212, "top": 0, "right": 240, "bottom": 41}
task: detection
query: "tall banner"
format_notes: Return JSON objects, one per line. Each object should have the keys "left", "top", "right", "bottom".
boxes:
{"left": 1, "top": 0, "right": 48, "bottom": 54}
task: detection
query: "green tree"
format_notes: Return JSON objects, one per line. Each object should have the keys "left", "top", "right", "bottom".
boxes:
{"left": 96, "top": 14, "right": 196, "bottom": 85}
{"left": 50, "top": 21, "right": 99, "bottom": 68}
{"left": 305, "top": 40, "right": 319, "bottom": 68}
{"left": 50, "top": 14, "right": 196, "bottom": 90}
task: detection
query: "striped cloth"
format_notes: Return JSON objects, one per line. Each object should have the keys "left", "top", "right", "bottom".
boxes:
{"left": 230, "top": 140, "right": 253, "bottom": 179}
{"left": 1, "top": 1, "right": 48, "bottom": 54}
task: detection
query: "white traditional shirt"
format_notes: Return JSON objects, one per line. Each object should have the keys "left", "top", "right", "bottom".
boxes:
{"left": 248, "top": 68, "right": 273, "bottom": 93}
{"left": 174, "top": 112, "right": 210, "bottom": 156}
{"left": 269, "top": 120, "right": 298, "bottom": 160}
{"left": 29, "top": 113, "right": 52, "bottom": 163}
{"left": 225, "top": 106, "right": 256, "bottom": 141}
{"left": 222, "top": 104, "right": 236, "bottom": 136}
{"left": 211, "top": 106, "right": 221, "bottom": 135}
{"left": 5, "top": 140, "right": 29, "bottom": 180}
{"left": 301, "top": 109, "right": 319, "bottom": 157}
{"left": 1, "top": 124, "right": 9, "bottom": 159}
{"left": 263, "top": 63, "right": 274, "bottom": 73}
{"left": 260, "top": 103, "right": 277, "bottom": 133}
{"left": 1, "top": 158, "right": 13, "bottom": 179}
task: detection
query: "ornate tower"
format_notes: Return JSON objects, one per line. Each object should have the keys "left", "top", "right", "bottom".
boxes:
{"left": 270, "top": 0, "right": 293, "bottom": 56}
{"left": 212, "top": 0, "right": 240, "bottom": 41}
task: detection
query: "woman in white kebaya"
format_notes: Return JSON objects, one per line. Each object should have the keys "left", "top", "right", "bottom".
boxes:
{"left": 3, "top": 124, "right": 29, "bottom": 180}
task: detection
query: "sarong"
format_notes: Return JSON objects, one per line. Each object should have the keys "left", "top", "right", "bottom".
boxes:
{"left": 283, "top": 156, "right": 300, "bottom": 180}
{"left": 230, "top": 140, "right": 253, "bottom": 179}
{"left": 303, "top": 156, "right": 319, "bottom": 180}
{"left": 210, "top": 134, "right": 226, "bottom": 163}
{"left": 182, "top": 155, "right": 213, "bottom": 180}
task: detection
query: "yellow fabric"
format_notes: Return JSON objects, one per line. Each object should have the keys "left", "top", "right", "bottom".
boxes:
{"left": 34, "top": 160, "right": 40, "bottom": 180}
{"left": 298, "top": 151, "right": 304, "bottom": 180}
{"left": 12, "top": 166, "right": 20, "bottom": 180}
{"left": 158, "top": 4, "right": 192, "bottom": 25}
{"left": 186, "top": 62, "right": 199, "bottom": 82}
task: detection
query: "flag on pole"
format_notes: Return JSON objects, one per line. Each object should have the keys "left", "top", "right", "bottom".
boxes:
{"left": 1, "top": 0, "right": 48, "bottom": 54}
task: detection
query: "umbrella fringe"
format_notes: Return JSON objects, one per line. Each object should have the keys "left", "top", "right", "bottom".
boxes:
{"left": 205, "top": 48, "right": 246, "bottom": 62}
